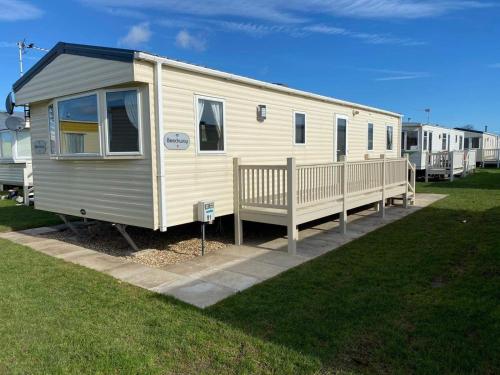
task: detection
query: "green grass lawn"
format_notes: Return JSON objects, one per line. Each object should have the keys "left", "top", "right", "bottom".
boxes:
{"left": 0, "top": 169, "right": 499, "bottom": 374}
{"left": 0, "top": 199, "right": 62, "bottom": 232}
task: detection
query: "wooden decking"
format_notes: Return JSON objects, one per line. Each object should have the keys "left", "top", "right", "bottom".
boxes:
{"left": 478, "top": 148, "right": 500, "bottom": 167}
{"left": 233, "top": 156, "right": 416, "bottom": 254}
{"left": 425, "top": 150, "right": 477, "bottom": 181}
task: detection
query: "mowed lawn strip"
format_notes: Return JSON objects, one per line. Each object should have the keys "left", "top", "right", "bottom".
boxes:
{"left": 0, "top": 169, "right": 499, "bottom": 374}
{"left": 0, "top": 199, "right": 61, "bottom": 232}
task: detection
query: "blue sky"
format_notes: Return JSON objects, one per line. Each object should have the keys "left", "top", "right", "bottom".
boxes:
{"left": 0, "top": 0, "right": 499, "bottom": 133}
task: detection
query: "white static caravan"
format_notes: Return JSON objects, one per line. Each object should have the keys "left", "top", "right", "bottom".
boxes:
{"left": 402, "top": 122, "right": 464, "bottom": 170}
{"left": 455, "top": 127, "right": 500, "bottom": 167}
{"left": 11, "top": 42, "right": 413, "bottom": 251}
{"left": 0, "top": 112, "right": 33, "bottom": 194}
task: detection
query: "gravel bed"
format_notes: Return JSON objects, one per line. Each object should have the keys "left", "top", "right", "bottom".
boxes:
{"left": 41, "top": 221, "right": 233, "bottom": 268}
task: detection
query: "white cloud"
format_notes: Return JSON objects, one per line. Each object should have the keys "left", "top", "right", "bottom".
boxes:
{"left": 82, "top": 0, "right": 492, "bottom": 21}
{"left": 118, "top": 22, "right": 152, "bottom": 48}
{"left": 175, "top": 30, "right": 206, "bottom": 52}
{"left": 362, "top": 68, "right": 430, "bottom": 81}
{"left": 0, "top": 0, "right": 43, "bottom": 21}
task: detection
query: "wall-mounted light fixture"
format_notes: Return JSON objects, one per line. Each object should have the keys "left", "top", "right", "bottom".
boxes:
{"left": 353, "top": 110, "right": 360, "bottom": 116}
{"left": 257, "top": 105, "right": 267, "bottom": 121}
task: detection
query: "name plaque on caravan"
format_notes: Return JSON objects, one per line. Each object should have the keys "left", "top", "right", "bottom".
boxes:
{"left": 164, "top": 132, "right": 190, "bottom": 150}
{"left": 33, "top": 140, "right": 47, "bottom": 155}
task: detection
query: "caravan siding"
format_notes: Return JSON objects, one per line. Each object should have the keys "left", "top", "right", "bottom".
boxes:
{"left": 0, "top": 163, "right": 31, "bottom": 185}
{"left": 28, "top": 84, "right": 156, "bottom": 228}
{"left": 161, "top": 65, "right": 401, "bottom": 227}
{"left": 15, "top": 54, "right": 134, "bottom": 105}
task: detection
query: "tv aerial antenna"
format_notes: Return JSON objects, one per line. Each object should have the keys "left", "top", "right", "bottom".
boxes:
{"left": 17, "top": 39, "right": 49, "bottom": 77}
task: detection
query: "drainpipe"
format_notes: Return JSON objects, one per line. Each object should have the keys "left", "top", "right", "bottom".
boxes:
{"left": 154, "top": 60, "right": 167, "bottom": 232}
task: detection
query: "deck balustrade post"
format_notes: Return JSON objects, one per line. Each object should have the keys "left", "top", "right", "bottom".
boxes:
{"left": 449, "top": 151, "right": 455, "bottom": 182}
{"left": 286, "top": 157, "right": 298, "bottom": 254}
{"left": 425, "top": 153, "right": 430, "bottom": 183}
{"left": 340, "top": 158, "right": 348, "bottom": 234}
{"left": 380, "top": 154, "right": 386, "bottom": 218}
{"left": 497, "top": 149, "right": 500, "bottom": 168}
{"left": 233, "top": 158, "right": 243, "bottom": 245}
{"left": 404, "top": 154, "right": 409, "bottom": 208}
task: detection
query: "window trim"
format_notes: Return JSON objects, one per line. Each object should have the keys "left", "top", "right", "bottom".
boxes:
{"left": 367, "top": 123, "right": 374, "bottom": 151}
{"left": 386, "top": 124, "right": 394, "bottom": 151}
{"left": 53, "top": 90, "right": 102, "bottom": 158}
{"left": 293, "top": 111, "right": 307, "bottom": 146}
{"left": 103, "top": 87, "right": 143, "bottom": 157}
{"left": 194, "top": 94, "right": 227, "bottom": 155}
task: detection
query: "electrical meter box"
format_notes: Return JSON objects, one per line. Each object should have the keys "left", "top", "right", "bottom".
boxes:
{"left": 197, "top": 201, "right": 215, "bottom": 223}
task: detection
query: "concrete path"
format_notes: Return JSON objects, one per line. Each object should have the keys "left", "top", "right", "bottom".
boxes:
{"left": 0, "top": 193, "right": 445, "bottom": 308}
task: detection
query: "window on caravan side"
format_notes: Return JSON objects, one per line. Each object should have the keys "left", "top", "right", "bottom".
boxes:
{"left": 406, "top": 130, "right": 418, "bottom": 150}
{"left": 464, "top": 138, "right": 469, "bottom": 149}
{"left": 367, "top": 123, "right": 373, "bottom": 151}
{"left": 48, "top": 104, "right": 57, "bottom": 154}
{"left": 0, "top": 131, "right": 13, "bottom": 159}
{"left": 386, "top": 126, "right": 393, "bottom": 150}
{"left": 442, "top": 133, "right": 447, "bottom": 150}
{"left": 294, "top": 112, "right": 306, "bottom": 145}
{"left": 197, "top": 98, "right": 224, "bottom": 152}
{"left": 471, "top": 137, "right": 480, "bottom": 148}
{"left": 16, "top": 130, "right": 31, "bottom": 158}
{"left": 106, "top": 90, "right": 140, "bottom": 153}
{"left": 58, "top": 94, "right": 99, "bottom": 155}
{"left": 423, "top": 131, "right": 428, "bottom": 150}
{"left": 459, "top": 136, "right": 463, "bottom": 150}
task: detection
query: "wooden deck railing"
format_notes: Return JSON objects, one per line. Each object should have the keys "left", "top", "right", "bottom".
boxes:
{"left": 479, "top": 148, "right": 500, "bottom": 167}
{"left": 425, "top": 151, "right": 465, "bottom": 181}
{"left": 234, "top": 155, "right": 415, "bottom": 254}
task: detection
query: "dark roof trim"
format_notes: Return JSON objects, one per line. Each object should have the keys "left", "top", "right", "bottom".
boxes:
{"left": 454, "top": 127, "right": 484, "bottom": 134}
{"left": 12, "top": 42, "right": 136, "bottom": 93}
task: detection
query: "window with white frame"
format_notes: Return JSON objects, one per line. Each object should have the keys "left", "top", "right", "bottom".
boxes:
{"left": 58, "top": 94, "right": 99, "bottom": 155}
{"left": 197, "top": 97, "right": 224, "bottom": 152}
{"left": 16, "top": 130, "right": 31, "bottom": 158}
{"left": 106, "top": 90, "right": 140, "bottom": 153}
{"left": 471, "top": 137, "right": 480, "bottom": 148}
{"left": 442, "top": 133, "right": 447, "bottom": 150}
{"left": 464, "top": 137, "right": 469, "bottom": 149}
{"left": 423, "top": 131, "right": 428, "bottom": 150}
{"left": 367, "top": 123, "right": 373, "bottom": 151}
{"left": 459, "top": 136, "right": 463, "bottom": 150}
{"left": 48, "top": 89, "right": 142, "bottom": 158}
{"left": 386, "top": 125, "right": 393, "bottom": 150}
{"left": 0, "top": 131, "right": 13, "bottom": 159}
{"left": 294, "top": 112, "right": 306, "bottom": 144}
{"left": 405, "top": 130, "right": 418, "bottom": 150}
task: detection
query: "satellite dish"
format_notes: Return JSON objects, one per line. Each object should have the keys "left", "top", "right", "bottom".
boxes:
{"left": 5, "top": 92, "right": 15, "bottom": 115}
{"left": 5, "top": 116, "right": 26, "bottom": 131}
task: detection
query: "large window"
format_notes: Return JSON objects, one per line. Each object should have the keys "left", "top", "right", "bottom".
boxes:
{"left": 471, "top": 137, "right": 480, "bottom": 148}
{"left": 464, "top": 137, "right": 469, "bottom": 149}
{"left": 294, "top": 112, "right": 306, "bottom": 145}
{"left": 197, "top": 97, "right": 224, "bottom": 152}
{"left": 16, "top": 130, "right": 31, "bottom": 158}
{"left": 0, "top": 131, "right": 13, "bottom": 159}
{"left": 106, "top": 90, "right": 140, "bottom": 153}
{"left": 386, "top": 125, "right": 393, "bottom": 150}
{"left": 48, "top": 89, "right": 142, "bottom": 158}
{"left": 58, "top": 94, "right": 99, "bottom": 155}
{"left": 405, "top": 130, "right": 418, "bottom": 150}
{"left": 367, "top": 123, "right": 373, "bottom": 151}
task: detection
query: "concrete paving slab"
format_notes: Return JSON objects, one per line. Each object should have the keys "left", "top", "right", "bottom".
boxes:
{"left": 217, "top": 245, "right": 272, "bottom": 259}
{"left": 120, "top": 268, "right": 181, "bottom": 289}
{"left": 227, "top": 260, "right": 287, "bottom": 280}
{"left": 162, "top": 260, "right": 213, "bottom": 276}
{"left": 251, "top": 251, "right": 308, "bottom": 268}
{"left": 71, "top": 253, "right": 126, "bottom": 272}
{"left": 55, "top": 248, "right": 97, "bottom": 260}
{"left": 106, "top": 262, "right": 153, "bottom": 280}
{"left": 200, "top": 270, "right": 259, "bottom": 291}
{"left": 165, "top": 279, "right": 237, "bottom": 308}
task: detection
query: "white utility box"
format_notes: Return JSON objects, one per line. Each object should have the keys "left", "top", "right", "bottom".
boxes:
{"left": 197, "top": 201, "right": 215, "bottom": 223}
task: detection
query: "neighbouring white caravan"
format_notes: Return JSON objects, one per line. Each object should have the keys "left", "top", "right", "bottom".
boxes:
{"left": 402, "top": 122, "right": 464, "bottom": 171}
{"left": 455, "top": 127, "right": 500, "bottom": 167}
{"left": 10, "top": 42, "right": 412, "bottom": 250}
{"left": 0, "top": 112, "right": 33, "bottom": 194}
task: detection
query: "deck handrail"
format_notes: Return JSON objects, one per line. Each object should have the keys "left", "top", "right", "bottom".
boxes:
{"left": 234, "top": 155, "right": 412, "bottom": 254}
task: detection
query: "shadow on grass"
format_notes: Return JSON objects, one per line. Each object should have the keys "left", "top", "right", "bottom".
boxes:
{"left": 0, "top": 203, "right": 61, "bottom": 232}
{"left": 418, "top": 168, "right": 500, "bottom": 191}
{"left": 201, "top": 203, "right": 500, "bottom": 373}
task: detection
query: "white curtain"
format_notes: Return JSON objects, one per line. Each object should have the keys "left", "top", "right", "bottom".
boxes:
{"left": 124, "top": 91, "right": 139, "bottom": 129}
{"left": 66, "top": 134, "right": 84, "bottom": 154}
{"left": 210, "top": 101, "right": 222, "bottom": 147}
{"left": 198, "top": 99, "right": 206, "bottom": 141}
